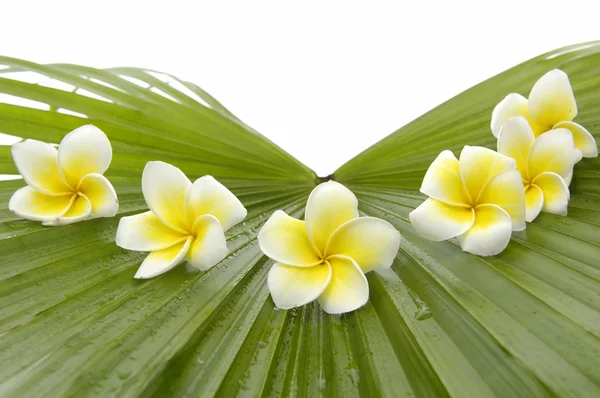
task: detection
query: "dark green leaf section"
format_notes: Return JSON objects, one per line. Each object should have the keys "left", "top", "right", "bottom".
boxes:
{"left": 1, "top": 43, "right": 600, "bottom": 397}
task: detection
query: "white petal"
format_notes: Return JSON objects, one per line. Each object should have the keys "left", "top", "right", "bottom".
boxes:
{"left": 134, "top": 237, "right": 192, "bottom": 279}
{"left": 317, "top": 255, "right": 369, "bottom": 314}
{"left": 528, "top": 69, "right": 577, "bottom": 130}
{"left": 409, "top": 198, "right": 474, "bottom": 241}
{"left": 325, "top": 217, "right": 401, "bottom": 273}
{"left": 491, "top": 93, "right": 529, "bottom": 138}
{"left": 497, "top": 116, "right": 535, "bottom": 178}
{"left": 53, "top": 194, "right": 93, "bottom": 225}
{"left": 477, "top": 170, "right": 526, "bottom": 231}
{"left": 533, "top": 172, "right": 570, "bottom": 216}
{"left": 268, "top": 261, "right": 331, "bottom": 310}
{"left": 78, "top": 173, "right": 118, "bottom": 217}
{"left": 528, "top": 128, "right": 582, "bottom": 181}
{"left": 525, "top": 185, "right": 543, "bottom": 222}
{"left": 11, "top": 140, "right": 72, "bottom": 195}
{"left": 184, "top": 175, "right": 247, "bottom": 231}
{"left": 9, "top": 187, "right": 74, "bottom": 222}
{"left": 142, "top": 161, "right": 191, "bottom": 233}
{"left": 305, "top": 181, "right": 359, "bottom": 256}
{"left": 458, "top": 204, "right": 512, "bottom": 257}
{"left": 258, "top": 210, "right": 321, "bottom": 266}
{"left": 57, "top": 125, "right": 113, "bottom": 188}
{"left": 459, "top": 146, "right": 516, "bottom": 204}
{"left": 115, "top": 211, "right": 189, "bottom": 251}
{"left": 186, "top": 214, "right": 229, "bottom": 271}
{"left": 554, "top": 121, "right": 598, "bottom": 158}
{"left": 420, "top": 150, "right": 471, "bottom": 206}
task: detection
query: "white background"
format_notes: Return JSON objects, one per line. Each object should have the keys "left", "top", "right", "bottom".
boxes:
{"left": 0, "top": 0, "right": 597, "bottom": 176}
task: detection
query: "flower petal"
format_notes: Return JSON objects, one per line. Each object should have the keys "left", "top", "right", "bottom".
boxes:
{"left": 267, "top": 261, "right": 331, "bottom": 310}
{"left": 528, "top": 128, "right": 582, "bottom": 181}
{"left": 58, "top": 125, "right": 113, "bottom": 188}
{"left": 258, "top": 210, "right": 321, "bottom": 266}
{"left": 134, "top": 237, "right": 192, "bottom": 279}
{"left": 305, "top": 181, "right": 359, "bottom": 256}
{"left": 186, "top": 214, "right": 229, "bottom": 271}
{"left": 554, "top": 121, "right": 598, "bottom": 158}
{"left": 115, "top": 211, "right": 189, "bottom": 251}
{"left": 457, "top": 204, "right": 512, "bottom": 256}
{"left": 477, "top": 170, "right": 526, "bottom": 231}
{"left": 459, "top": 146, "right": 516, "bottom": 204}
{"left": 184, "top": 175, "right": 247, "bottom": 231}
{"left": 420, "top": 150, "right": 471, "bottom": 206}
{"left": 142, "top": 161, "right": 191, "bottom": 233}
{"left": 409, "top": 198, "right": 475, "bottom": 241}
{"left": 528, "top": 69, "right": 577, "bottom": 130}
{"left": 491, "top": 93, "right": 529, "bottom": 138}
{"left": 525, "top": 184, "right": 543, "bottom": 222}
{"left": 317, "top": 255, "right": 369, "bottom": 314}
{"left": 497, "top": 116, "right": 535, "bottom": 178}
{"left": 533, "top": 172, "right": 570, "bottom": 216}
{"left": 53, "top": 194, "right": 93, "bottom": 225}
{"left": 325, "top": 217, "right": 401, "bottom": 273}
{"left": 9, "top": 187, "right": 74, "bottom": 222}
{"left": 78, "top": 173, "right": 118, "bottom": 218}
{"left": 11, "top": 140, "right": 72, "bottom": 195}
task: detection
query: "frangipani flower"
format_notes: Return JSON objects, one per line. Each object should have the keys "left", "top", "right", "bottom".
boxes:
{"left": 498, "top": 116, "right": 582, "bottom": 222}
{"left": 491, "top": 69, "right": 597, "bottom": 158}
{"left": 258, "top": 181, "right": 401, "bottom": 314}
{"left": 9, "top": 125, "right": 118, "bottom": 226}
{"left": 116, "top": 161, "right": 247, "bottom": 279}
{"left": 409, "top": 146, "right": 525, "bottom": 256}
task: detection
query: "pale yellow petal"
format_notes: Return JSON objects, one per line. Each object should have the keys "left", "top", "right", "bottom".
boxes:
{"left": 528, "top": 69, "right": 577, "bottom": 130}
{"left": 533, "top": 172, "right": 570, "bottom": 216}
{"left": 115, "top": 211, "right": 189, "bottom": 251}
{"left": 134, "top": 237, "right": 192, "bottom": 279}
{"left": 459, "top": 146, "right": 516, "bottom": 204}
{"left": 528, "top": 128, "right": 582, "bottom": 181}
{"left": 78, "top": 173, "right": 118, "bottom": 217}
{"left": 554, "top": 121, "right": 598, "bottom": 158}
{"left": 457, "top": 204, "right": 513, "bottom": 257}
{"left": 317, "top": 255, "right": 369, "bottom": 314}
{"left": 497, "top": 116, "right": 535, "bottom": 178}
{"left": 525, "top": 185, "right": 543, "bottom": 222}
{"left": 409, "top": 198, "right": 474, "bottom": 241}
{"left": 477, "top": 170, "right": 526, "bottom": 231}
{"left": 420, "top": 150, "right": 471, "bottom": 206}
{"left": 325, "top": 217, "right": 401, "bottom": 273}
{"left": 258, "top": 210, "right": 321, "bottom": 266}
{"left": 305, "top": 181, "right": 359, "bottom": 256}
{"left": 491, "top": 93, "right": 529, "bottom": 138}
{"left": 141, "top": 161, "right": 191, "bottom": 233}
{"left": 57, "top": 125, "right": 113, "bottom": 188}
{"left": 9, "top": 187, "right": 74, "bottom": 222}
{"left": 53, "top": 194, "right": 92, "bottom": 225}
{"left": 11, "top": 140, "right": 72, "bottom": 194}
{"left": 186, "top": 214, "right": 228, "bottom": 271}
{"left": 184, "top": 175, "right": 247, "bottom": 231}
{"left": 267, "top": 261, "right": 331, "bottom": 310}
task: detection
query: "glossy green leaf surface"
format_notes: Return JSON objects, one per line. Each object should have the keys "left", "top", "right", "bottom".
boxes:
{"left": 1, "top": 43, "right": 600, "bottom": 397}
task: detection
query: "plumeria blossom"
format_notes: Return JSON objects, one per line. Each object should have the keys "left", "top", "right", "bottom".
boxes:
{"left": 115, "top": 161, "right": 247, "bottom": 279}
{"left": 491, "top": 69, "right": 597, "bottom": 158}
{"left": 498, "top": 116, "right": 581, "bottom": 222}
{"left": 9, "top": 125, "right": 118, "bottom": 226}
{"left": 258, "top": 181, "right": 401, "bottom": 314}
{"left": 409, "top": 146, "right": 526, "bottom": 256}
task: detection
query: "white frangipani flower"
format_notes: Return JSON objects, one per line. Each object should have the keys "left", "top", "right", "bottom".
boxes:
{"left": 258, "top": 181, "right": 401, "bottom": 314}
{"left": 9, "top": 125, "right": 118, "bottom": 225}
{"left": 491, "top": 69, "right": 597, "bottom": 158}
{"left": 115, "top": 161, "right": 247, "bottom": 279}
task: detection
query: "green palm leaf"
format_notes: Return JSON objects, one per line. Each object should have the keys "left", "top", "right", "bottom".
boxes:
{"left": 1, "top": 42, "right": 599, "bottom": 397}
